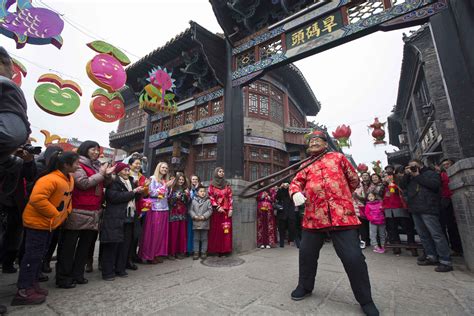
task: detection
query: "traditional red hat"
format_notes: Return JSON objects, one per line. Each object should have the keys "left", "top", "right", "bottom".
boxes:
{"left": 114, "top": 162, "right": 129, "bottom": 174}
{"left": 304, "top": 130, "right": 327, "bottom": 143}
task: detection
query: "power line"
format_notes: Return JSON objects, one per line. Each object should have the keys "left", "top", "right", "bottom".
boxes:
{"left": 9, "top": 53, "right": 98, "bottom": 90}
{"left": 35, "top": 0, "right": 143, "bottom": 60}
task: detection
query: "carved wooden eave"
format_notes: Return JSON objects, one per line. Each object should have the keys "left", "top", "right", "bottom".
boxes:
{"left": 209, "top": 0, "right": 317, "bottom": 44}
{"left": 124, "top": 21, "right": 226, "bottom": 102}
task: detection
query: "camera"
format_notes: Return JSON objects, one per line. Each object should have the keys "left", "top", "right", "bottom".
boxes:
{"left": 409, "top": 166, "right": 419, "bottom": 173}
{"left": 22, "top": 144, "right": 42, "bottom": 155}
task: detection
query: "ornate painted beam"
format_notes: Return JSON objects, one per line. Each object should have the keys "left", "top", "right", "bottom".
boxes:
{"left": 231, "top": 0, "right": 448, "bottom": 86}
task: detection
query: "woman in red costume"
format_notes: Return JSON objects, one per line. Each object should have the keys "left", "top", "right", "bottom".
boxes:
{"left": 207, "top": 167, "right": 233, "bottom": 256}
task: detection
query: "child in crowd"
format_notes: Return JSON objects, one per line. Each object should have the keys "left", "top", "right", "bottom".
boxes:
{"left": 189, "top": 186, "right": 212, "bottom": 260}
{"left": 100, "top": 163, "right": 144, "bottom": 281}
{"left": 365, "top": 192, "right": 386, "bottom": 254}
{"left": 12, "top": 151, "right": 79, "bottom": 306}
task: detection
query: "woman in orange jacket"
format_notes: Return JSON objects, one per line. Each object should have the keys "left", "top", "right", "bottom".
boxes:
{"left": 11, "top": 151, "right": 80, "bottom": 306}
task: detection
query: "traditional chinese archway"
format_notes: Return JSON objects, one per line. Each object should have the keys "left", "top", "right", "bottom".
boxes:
{"left": 209, "top": 0, "right": 448, "bottom": 177}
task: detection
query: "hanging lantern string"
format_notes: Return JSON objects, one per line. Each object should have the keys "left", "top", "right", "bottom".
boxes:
{"left": 317, "top": 114, "right": 391, "bottom": 131}
{"left": 35, "top": 0, "right": 159, "bottom": 68}
{"left": 9, "top": 52, "right": 98, "bottom": 90}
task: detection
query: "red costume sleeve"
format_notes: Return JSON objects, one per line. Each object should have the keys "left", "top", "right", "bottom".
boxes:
{"left": 227, "top": 185, "right": 233, "bottom": 212}
{"left": 341, "top": 155, "right": 360, "bottom": 192}
{"left": 208, "top": 185, "right": 218, "bottom": 208}
{"left": 289, "top": 165, "right": 308, "bottom": 197}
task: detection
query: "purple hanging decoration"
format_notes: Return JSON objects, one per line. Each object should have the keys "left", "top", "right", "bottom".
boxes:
{"left": 0, "top": 0, "right": 64, "bottom": 49}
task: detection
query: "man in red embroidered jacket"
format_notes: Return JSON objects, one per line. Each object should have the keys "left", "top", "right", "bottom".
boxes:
{"left": 289, "top": 130, "right": 379, "bottom": 316}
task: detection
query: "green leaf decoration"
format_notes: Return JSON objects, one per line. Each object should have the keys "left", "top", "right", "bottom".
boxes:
{"left": 91, "top": 88, "right": 124, "bottom": 102}
{"left": 11, "top": 57, "right": 27, "bottom": 74}
{"left": 87, "top": 41, "right": 114, "bottom": 54}
{"left": 112, "top": 47, "right": 131, "bottom": 66}
{"left": 164, "top": 93, "right": 175, "bottom": 100}
{"left": 87, "top": 41, "right": 130, "bottom": 66}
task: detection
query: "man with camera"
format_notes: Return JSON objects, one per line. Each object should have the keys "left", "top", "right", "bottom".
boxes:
{"left": 402, "top": 159, "right": 453, "bottom": 272}
{"left": 0, "top": 47, "right": 32, "bottom": 195}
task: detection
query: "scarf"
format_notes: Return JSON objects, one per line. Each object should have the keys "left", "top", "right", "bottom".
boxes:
{"left": 119, "top": 176, "right": 136, "bottom": 218}
{"left": 211, "top": 167, "right": 227, "bottom": 189}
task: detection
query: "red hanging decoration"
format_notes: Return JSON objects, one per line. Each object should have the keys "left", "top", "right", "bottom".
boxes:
{"left": 332, "top": 124, "right": 352, "bottom": 147}
{"left": 368, "top": 117, "right": 386, "bottom": 145}
{"left": 357, "top": 163, "right": 369, "bottom": 173}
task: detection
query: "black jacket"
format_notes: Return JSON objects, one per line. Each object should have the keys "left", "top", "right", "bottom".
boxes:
{"left": 100, "top": 177, "right": 140, "bottom": 243}
{"left": 275, "top": 187, "right": 296, "bottom": 221}
{"left": 0, "top": 76, "right": 31, "bottom": 134}
{"left": 401, "top": 168, "right": 441, "bottom": 215}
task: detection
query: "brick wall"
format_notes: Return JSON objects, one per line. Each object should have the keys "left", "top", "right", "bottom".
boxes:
{"left": 413, "top": 29, "right": 462, "bottom": 160}
{"left": 244, "top": 117, "right": 285, "bottom": 144}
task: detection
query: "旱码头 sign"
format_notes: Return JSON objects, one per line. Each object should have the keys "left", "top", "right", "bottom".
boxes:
{"left": 286, "top": 11, "right": 344, "bottom": 50}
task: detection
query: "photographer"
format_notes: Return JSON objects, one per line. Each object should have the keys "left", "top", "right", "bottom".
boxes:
{"left": 1, "top": 146, "right": 37, "bottom": 274}
{"left": 402, "top": 159, "right": 452, "bottom": 272}
{"left": 0, "top": 47, "right": 31, "bottom": 195}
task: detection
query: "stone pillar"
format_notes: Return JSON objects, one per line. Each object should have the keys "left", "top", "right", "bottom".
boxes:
{"left": 229, "top": 179, "right": 257, "bottom": 253}
{"left": 448, "top": 158, "right": 474, "bottom": 271}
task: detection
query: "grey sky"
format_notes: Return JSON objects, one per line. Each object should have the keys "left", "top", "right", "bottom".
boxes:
{"left": 2, "top": 0, "right": 417, "bottom": 170}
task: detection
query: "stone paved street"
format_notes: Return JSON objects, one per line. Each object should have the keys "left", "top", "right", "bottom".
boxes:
{"left": 1, "top": 244, "right": 473, "bottom": 315}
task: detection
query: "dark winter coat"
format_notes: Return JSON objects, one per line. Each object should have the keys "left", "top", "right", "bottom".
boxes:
{"left": 100, "top": 177, "right": 140, "bottom": 243}
{"left": 275, "top": 187, "right": 296, "bottom": 221}
{"left": 401, "top": 168, "right": 441, "bottom": 215}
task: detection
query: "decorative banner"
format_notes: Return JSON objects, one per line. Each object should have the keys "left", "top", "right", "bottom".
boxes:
{"left": 11, "top": 57, "right": 27, "bottom": 86}
{"left": 368, "top": 117, "right": 386, "bottom": 145}
{"left": 139, "top": 66, "right": 177, "bottom": 115}
{"left": 0, "top": 0, "right": 64, "bottom": 49}
{"left": 332, "top": 124, "right": 351, "bottom": 148}
{"left": 86, "top": 41, "right": 130, "bottom": 92}
{"left": 34, "top": 74, "right": 82, "bottom": 116}
{"left": 357, "top": 163, "right": 369, "bottom": 173}
{"left": 89, "top": 88, "right": 125, "bottom": 123}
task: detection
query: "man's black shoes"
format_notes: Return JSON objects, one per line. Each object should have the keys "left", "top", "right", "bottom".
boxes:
{"left": 290, "top": 286, "right": 312, "bottom": 301}
{"left": 362, "top": 302, "right": 380, "bottom": 316}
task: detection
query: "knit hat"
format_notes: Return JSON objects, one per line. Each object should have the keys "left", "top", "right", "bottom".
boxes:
{"left": 304, "top": 130, "right": 327, "bottom": 143}
{"left": 114, "top": 162, "right": 129, "bottom": 174}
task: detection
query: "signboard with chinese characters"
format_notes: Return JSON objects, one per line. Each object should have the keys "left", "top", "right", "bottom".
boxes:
{"left": 231, "top": 0, "right": 447, "bottom": 86}
{"left": 286, "top": 11, "right": 344, "bottom": 50}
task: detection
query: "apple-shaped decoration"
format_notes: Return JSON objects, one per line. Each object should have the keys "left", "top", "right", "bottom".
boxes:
{"left": 11, "top": 57, "right": 27, "bottom": 86}
{"left": 86, "top": 41, "right": 130, "bottom": 93}
{"left": 0, "top": 0, "right": 64, "bottom": 49}
{"left": 34, "top": 74, "right": 82, "bottom": 116}
{"left": 89, "top": 88, "right": 125, "bottom": 123}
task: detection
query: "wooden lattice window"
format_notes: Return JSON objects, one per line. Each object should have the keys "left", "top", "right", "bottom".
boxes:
{"left": 198, "top": 104, "right": 209, "bottom": 120}
{"left": 245, "top": 146, "right": 288, "bottom": 181}
{"left": 151, "top": 121, "right": 161, "bottom": 134}
{"left": 249, "top": 93, "right": 259, "bottom": 114}
{"left": 247, "top": 80, "right": 284, "bottom": 123}
{"left": 236, "top": 49, "right": 255, "bottom": 70}
{"left": 348, "top": 1, "right": 384, "bottom": 24}
{"left": 173, "top": 112, "right": 184, "bottom": 128}
{"left": 162, "top": 118, "right": 171, "bottom": 131}
{"left": 289, "top": 99, "right": 305, "bottom": 128}
{"left": 259, "top": 38, "right": 283, "bottom": 61}
{"left": 185, "top": 109, "right": 195, "bottom": 124}
{"left": 212, "top": 98, "right": 223, "bottom": 115}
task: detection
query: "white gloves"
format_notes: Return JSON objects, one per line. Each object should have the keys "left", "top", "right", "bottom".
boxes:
{"left": 292, "top": 192, "right": 306, "bottom": 206}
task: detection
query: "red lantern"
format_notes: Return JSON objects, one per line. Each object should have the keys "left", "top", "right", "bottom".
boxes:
{"left": 357, "top": 163, "right": 369, "bottom": 173}
{"left": 332, "top": 124, "right": 352, "bottom": 147}
{"left": 368, "top": 117, "right": 386, "bottom": 145}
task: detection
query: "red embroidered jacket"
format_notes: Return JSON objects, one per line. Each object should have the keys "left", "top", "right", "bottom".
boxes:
{"left": 208, "top": 184, "right": 233, "bottom": 213}
{"left": 289, "top": 152, "right": 361, "bottom": 230}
